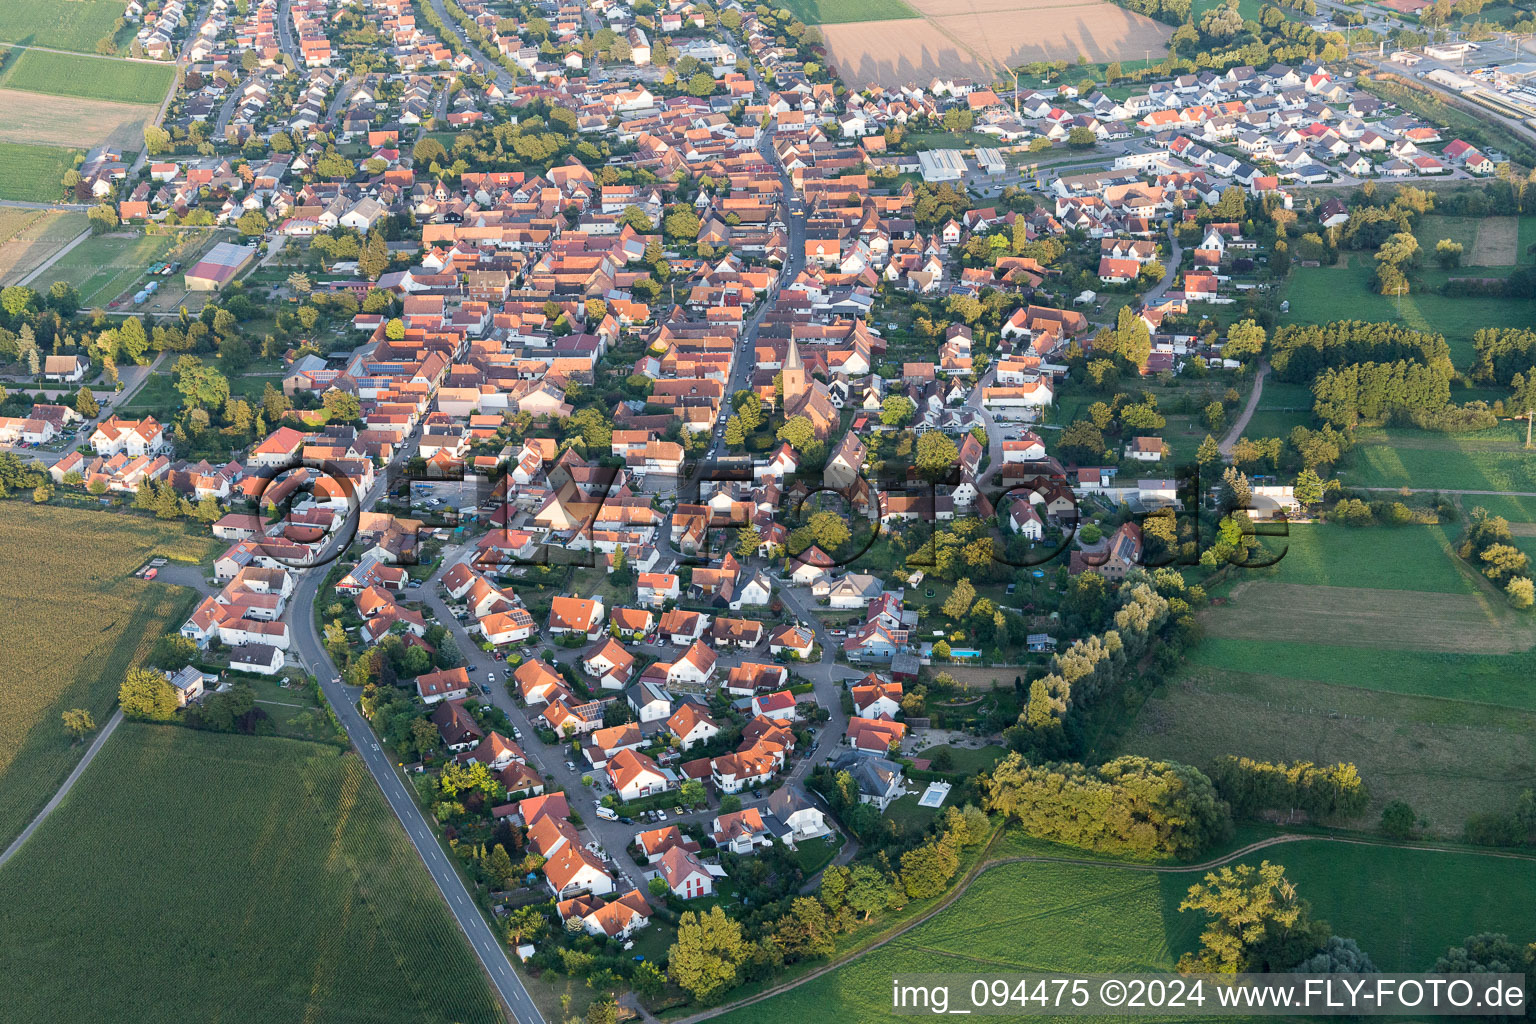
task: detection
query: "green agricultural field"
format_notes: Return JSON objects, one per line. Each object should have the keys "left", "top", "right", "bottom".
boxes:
{"left": 0, "top": 725, "right": 506, "bottom": 1024}
{"left": 777, "top": 0, "right": 918, "bottom": 23}
{"left": 0, "top": 141, "right": 77, "bottom": 202}
{"left": 46, "top": 230, "right": 201, "bottom": 307}
{"left": 1281, "top": 254, "right": 1536, "bottom": 370}
{"left": 0, "top": 505, "right": 219, "bottom": 848}
{"left": 1341, "top": 425, "right": 1536, "bottom": 493}
{"left": 0, "top": 48, "right": 174, "bottom": 104}
{"left": 718, "top": 841, "right": 1534, "bottom": 1023}
{"left": 0, "top": 0, "right": 123, "bottom": 52}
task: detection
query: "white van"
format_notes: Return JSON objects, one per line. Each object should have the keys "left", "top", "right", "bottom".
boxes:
{"left": 595, "top": 805, "right": 618, "bottom": 821}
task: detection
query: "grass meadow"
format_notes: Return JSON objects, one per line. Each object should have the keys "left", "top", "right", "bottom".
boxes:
{"left": 0, "top": 48, "right": 174, "bottom": 104}
{"left": 1235, "top": 523, "right": 1472, "bottom": 593}
{"left": 0, "top": 505, "right": 220, "bottom": 847}
{"left": 0, "top": 725, "right": 506, "bottom": 1024}
{"left": 778, "top": 0, "right": 918, "bottom": 23}
{"left": 1281, "top": 254, "right": 1536, "bottom": 370}
{"left": 0, "top": 0, "right": 123, "bottom": 52}
{"left": 718, "top": 840, "right": 1535, "bottom": 1024}
{"left": 1340, "top": 425, "right": 1536, "bottom": 493}
{"left": 0, "top": 141, "right": 77, "bottom": 202}
{"left": 1124, "top": 523, "right": 1536, "bottom": 831}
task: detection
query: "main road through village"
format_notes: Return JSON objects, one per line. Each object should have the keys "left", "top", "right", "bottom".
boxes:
{"left": 281, "top": 94, "right": 822, "bottom": 1022}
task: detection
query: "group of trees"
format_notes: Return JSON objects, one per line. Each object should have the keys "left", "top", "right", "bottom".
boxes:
{"left": 1014, "top": 581, "right": 1175, "bottom": 754}
{"left": 1177, "top": 861, "right": 1338, "bottom": 973}
{"left": 1311, "top": 359, "right": 1453, "bottom": 428}
{"left": 1207, "top": 757, "right": 1369, "bottom": 823}
{"left": 981, "top": 753, "right": 1232, "bottom": 859}
{"left": 1460, "top": 507, "right": 1535, "bottom": 610}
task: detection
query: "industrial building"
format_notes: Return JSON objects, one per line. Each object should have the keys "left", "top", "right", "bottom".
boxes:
{"left": 917, "top": 149, "right": 967, "bottom": 182}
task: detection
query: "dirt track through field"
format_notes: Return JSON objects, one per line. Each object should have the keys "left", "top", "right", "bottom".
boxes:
{"left": 1469, "top": 216, "right": 1518, "bottom": 266}
{"left": 1208, "top": 581, "right": 1535, "bottom": 654}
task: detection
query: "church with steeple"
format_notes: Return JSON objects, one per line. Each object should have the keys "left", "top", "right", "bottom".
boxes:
{"left": 780, "top": 336, "right": 838, "bottom": 439}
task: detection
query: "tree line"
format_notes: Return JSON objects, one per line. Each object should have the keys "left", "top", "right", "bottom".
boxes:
{"left": 1270, "top": 320, "right": 1452, "bottom": 384}
{"left": 1207, "top": 756, "right": 1369, "bottom": 822}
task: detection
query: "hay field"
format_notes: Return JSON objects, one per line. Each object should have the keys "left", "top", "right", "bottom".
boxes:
{"left": 0, "top": 505, "right": 220, "bottom": 848}
{"left": 779, "top": 0, "right": 918, "bottom": 22}
{"left": 1208, "top": 581, "right": 1534, "bottom": 654}
{"left": 0, "top": 726, "right": 506, "bottom": 1024}
{"left": 1127, "top": 663, "right": 1536, "bottom": 830}
{"left": 0, "top": 88, "right": 157, "bottom": 151}
{"left": 0, "top": 210, "right": 87, "bottom": 286}
{"left": 1470, "top": 216, "right": 1518, "bottom": 266}
{"left": 823, "top": 0, "right": 1171, "bottom": 88}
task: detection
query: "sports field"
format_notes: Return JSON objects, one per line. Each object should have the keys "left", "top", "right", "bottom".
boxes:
{"left": 0, "top": 141, "right": 77, "bottom": 202}
{"left": 0, "top": 210, "right": 86, "bottom": 286}
{"left": 0, "top": 505, "right": 218, "bottom": 849}
{"left": 1281, "top": 253, "right": 1536, "bottom": 370}
{"left": 0, "top": 0, "right": 123, "bottom": 53}
{"left": 0, "top": 48, "right": 174, "bottom": 104}
{"left": 45, "top": 230, "right": 206, "bottom": 308}
{"left": 0, "top": 725, "right": 506, "bottom": 1024}
{"left": 718, "top": 841, "right": 1536, "bottom": 1023}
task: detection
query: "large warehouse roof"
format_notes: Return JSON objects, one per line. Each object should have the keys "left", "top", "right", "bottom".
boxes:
{"left": 185, "top": 242, "right": 257, "bottom": 288}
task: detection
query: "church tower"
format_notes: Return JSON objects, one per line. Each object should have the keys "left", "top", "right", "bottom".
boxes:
{"left": 782, "top": 335, "right": 807, "bottom": 408}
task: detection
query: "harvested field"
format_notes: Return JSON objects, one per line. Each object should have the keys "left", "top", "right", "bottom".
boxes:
{"left": 1470, "top": 215, "right": 1518, "bottom": 266}
{"left": 0, "top": 89, "right": 156, "bottom": 151}
{"left": 0, "top": 210, "right": 87, "bottom": 286}
{"left": 1208, "top": 581, "right": 1535, "bottom": 654}
{"left": 823, "top": 1, "right": 1170, "bottom": 88}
